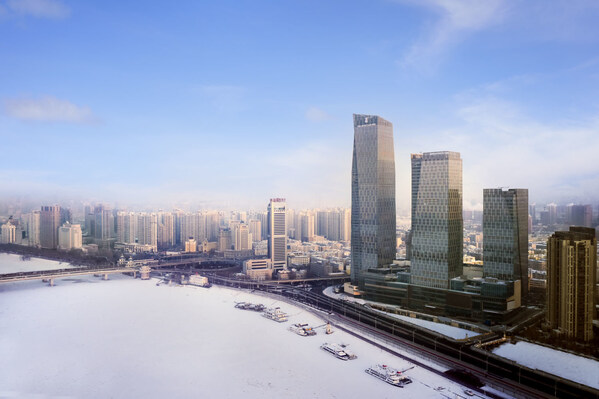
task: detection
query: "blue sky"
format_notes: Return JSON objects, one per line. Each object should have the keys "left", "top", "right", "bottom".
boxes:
{"left": 1, "top": 0, "right": 599, "bottom": 212}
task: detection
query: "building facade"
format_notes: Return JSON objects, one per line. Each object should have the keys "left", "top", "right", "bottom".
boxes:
{"left": 410, "top": 151, "right": 463, "bottom": 289}
{"left": 1, "top": 222, "right": 16, "bottom": 244}
{"left": 58, "top": 223, "right": 83, "bottom": 251}
{"left": 546, "top": 227, "right": 596, "bottom": 342}
{"left": 483, "top": 188, "right": 529, "bottom": 297}
{"left": 350, "top": 114, "right": 396, "bottom": 286}
{"left": 40, "top": 205, "right": 61, "bottom": 249}
{"left": 268, "top": 198, "right": 287, "bottom": 271}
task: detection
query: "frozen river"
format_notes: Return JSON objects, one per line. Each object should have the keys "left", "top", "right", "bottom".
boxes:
{"left": 0, "top": 252, "right": 76, "bottom": 274}
{"left": 0, "top": 275, "right": 489, "bottom": 398}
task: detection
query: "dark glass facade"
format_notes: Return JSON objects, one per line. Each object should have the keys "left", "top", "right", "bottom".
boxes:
{"left": 351, "top": 114, "right": 396, "bottom": 286}
{"left": 483, "top": 188, "right": 528, "bottom": 296}
{"left": 410, "top": 151, "right": 463, "bottom": 289}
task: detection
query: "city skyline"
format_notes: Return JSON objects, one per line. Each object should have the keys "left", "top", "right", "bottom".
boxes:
{"left": 1, "top": 1, "right": 599, "bottom": 210}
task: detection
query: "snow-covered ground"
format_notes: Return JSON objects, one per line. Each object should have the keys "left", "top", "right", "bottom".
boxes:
{"left": 0, "top": 253, "right": 76, "bottom": 274}
{"left": 323, "top": 286, "right": 475, "bottom": 340}
{"left": 493, "top": 341, "right": 599, "bottom": 390}
{"left": 0, "top": 276, "right": 492, "bottom": 398}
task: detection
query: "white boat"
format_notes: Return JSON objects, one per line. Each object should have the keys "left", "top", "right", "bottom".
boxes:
{"left": 262, "top": 307, "right": 288, "bottom": 322}
{"left": 288, "top": 323, "right": 316, "bottom": 336}
{"left": 320, "top": 343, "right": 357, "bottom": 360}
{"left": 365, "top": 364, "right": 412, "bottom": 387}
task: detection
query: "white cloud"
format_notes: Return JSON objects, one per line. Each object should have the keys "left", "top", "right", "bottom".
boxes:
{"left": 5, "top": 0, "right": 70, "bottom": 19}
{"left": 305, "top": 106, "right": 333, "bottom": 122}
{"left": 396, "top": 0, "right": 508, "bottom": 70}
{"left": 4, "top": 96, "right": 96, "bottom": 123}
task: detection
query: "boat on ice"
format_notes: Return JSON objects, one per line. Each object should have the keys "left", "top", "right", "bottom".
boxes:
{"left": 288, "top": 323, "right": 317, "bottom": 336}
{"left": 365, "top": 364, "right": 412, "bottom": 387}
{"left": 234, "top": 302, "right": 265, "bottom": 311}
{"left": 188, "top": 274, "right": 211, "bottom": 288}
{"left": 320, "top": 343, "right": 357, "bottom": 360}
{"left": 262, "top": 307, "right": 288, "bottom": 322}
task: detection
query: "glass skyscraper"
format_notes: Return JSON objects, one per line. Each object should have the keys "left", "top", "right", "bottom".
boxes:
{"left": 351, "top": 114, "right": 396, "bottom": 286}
{"left": 483, "top": 188, "right": 529, "bottom": 296}
{"left": 268, "top": 198, "right": 287, "bottom": 271}
{"left": 410, "top": 151, "right": 462, "bottom": 289}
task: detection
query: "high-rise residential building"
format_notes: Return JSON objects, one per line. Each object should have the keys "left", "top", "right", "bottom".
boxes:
{"left": 58, "top": 223, "right": 82, "bottom": 251}
{"left": 26, "top": 211, "right": 40, "bottom": 247}
{"left": 546, "top": 203, "right": 557, "bottom": 225}
{"left": 248, "top": 219, "right": 262, "bottom": 242}
{"left": 235, "top": 223, "right": 251, "bottom": 250}
{"left": 340, "top": 208, "right": 351, "bottom": 242}
{"left": 299, "top": 211, "right": 315, "bottom": 242}
{"left": 137, "top": 213, "right": 158, "bottom": 250}
{"left": 410, "top": 151, "right": 462, "bottom": 289}
{"left": 483, "top": 188, "right": 529, "bottom": 297}
{"left": 157, "top": 212, "right": 175, "bottom": 249}
{"left": 40, "top": 205, "right": 61, "bottom": 249}
{"left": 94, "top": 204, "right": 114, "bottom": 241}
{"left": 218, "top": 228, "right": 232, "bottom": 251}
{"left": 268, "top": 198, "right": 287, "bottom": 271}
{"left": 546, "top": 227, "right": 596, "bottom": 342}
{"left": 185, "top": 237, "right": 197, "bottom": 253}
{"left": 1, "top": 222, "right": 16, "bottom": 244}
{"left": 350, "top": 114, "right": 396, "bottom": 286}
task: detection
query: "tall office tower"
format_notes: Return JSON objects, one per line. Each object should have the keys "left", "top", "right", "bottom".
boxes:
{"left": 58, "top": 223, "right": 82, "bottom": 250}
{"left": 218, "top": 228, "right": 232, "bottom": 251}
{"left": 1, "top": 222, "right": 16, "bottom": 244}
{"left": 249, "top": 219, "right": 262, "bottom": 242}
{"left": 483, "top": 188, "right": 529, "bottom": 297}
{"left": 268, "top": 198, "right": 287, "bottom": 271}
{"left": 351, "top": 114, "right": 396, "bottom": 286}
{"left": 26, "top": 211, "right": 40, "bottom": 247}
{"left": 410, "top": 151, "right": 462, "bottom": 289}
{"left": 529, "top": 203, "right": 536, "bottom": 224}
{"left": 546, "top": 203, "right": 557, "bottom": 225}
{"left": 40, "top": 205, "right": 61, "bottom": 249}
{"left": 546, "top": 227, "right": 596, "bottom": 341}
{"left": 59, "top": 208, "right": 72, "bottom": 225}
{"left": 570, "top": 205, "right": 593, "bottom": 228}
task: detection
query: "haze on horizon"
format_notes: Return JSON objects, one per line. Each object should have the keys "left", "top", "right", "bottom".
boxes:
{"left": 1, "top": 0, "right": 599, "bottom": 212}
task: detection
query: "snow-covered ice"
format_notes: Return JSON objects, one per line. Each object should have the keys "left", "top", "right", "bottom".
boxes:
{"left": 0, "top": 253, "right": 76, "bottom": 274}
{"left": 324, "top": 286, "right": 476, "bottom": 340}
{"left": 0, "top": 275, "right": 494, "bottom": 398}
{"left": 493, "top": 341, "right": 599, "bottom": 389}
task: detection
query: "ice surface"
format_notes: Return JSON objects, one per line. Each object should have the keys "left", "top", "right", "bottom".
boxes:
{"left": 0, "top": 276, "right": 495, "bottom": 398}
{"left": 0, "top": 253, "right": 76, "bottom": 274}
{"left": 493, "top": 341, "right": 599, "bottom": 389}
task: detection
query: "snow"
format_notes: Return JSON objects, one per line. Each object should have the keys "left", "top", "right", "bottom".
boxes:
{"left": 0, "top": 253, "right": 76, "bottom": 274}
{"left": 0, "top": 275, "right": 494, "bottom": 398}
{"left": 323, "top": 286, "right": 476, "bottom": 340}
{"left": 379, "top": 312, "right": 475, "bottom": 340}
{"left": 493, "top": 341, "right": 599, "bottom": 389}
